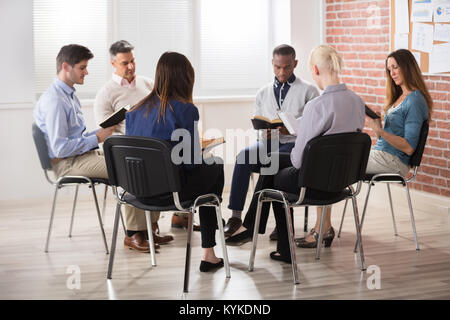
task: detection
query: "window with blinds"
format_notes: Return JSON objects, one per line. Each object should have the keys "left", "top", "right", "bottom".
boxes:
{"left": 33, "top": 0, "right": 289, "bottom": 98}
{"left": 33, "top": 0, "right": 109, "bottom": 99}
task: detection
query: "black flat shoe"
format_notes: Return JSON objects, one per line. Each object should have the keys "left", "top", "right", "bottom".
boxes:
{"left": 225, "top": 229, "right": 252, "bottom": 246}
{"left": 199, "top": 258, "right": 224, "bottom": 272}
{"left": 269, "top": 251, "right": 291, "bottom": 263}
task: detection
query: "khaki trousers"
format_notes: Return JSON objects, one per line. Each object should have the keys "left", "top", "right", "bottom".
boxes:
{"left": 365, "top": 149, "right": 410, "bottom": 176}
{"left": 52, "top": 150, "right": 160, "bottom": 230}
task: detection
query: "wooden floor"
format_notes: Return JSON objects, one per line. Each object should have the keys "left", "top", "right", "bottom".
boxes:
{"left": 0, "top": 185, "right": 449, "bottom": 300}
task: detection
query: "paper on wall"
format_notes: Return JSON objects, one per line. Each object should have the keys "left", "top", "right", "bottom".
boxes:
{"left": 429, "top": 43, "right": 450, "bottom": 73}
{"left": 434, "top": 23, "right": 450, "bottom": 41}
{"left": 396, "top": 0, "right": 410, "bottom": 33}
{"left": 412, "top": 22, "right": 434, "bottom": 53}
{"left": 411, "top": 0, "right": 434, "bottom": 22}
{"left": 434, "top": 0, "right": 450, "bottom": 22}
{"left": 395, "top": 33, "right": 410, "bottom": 50}
{"left": 412, "top": 51, "right": 421, "bottom": 66}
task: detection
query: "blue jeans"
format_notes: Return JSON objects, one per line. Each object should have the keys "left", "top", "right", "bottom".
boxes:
{"left": 228, "top": 140, "right": 295, "bottom": 211}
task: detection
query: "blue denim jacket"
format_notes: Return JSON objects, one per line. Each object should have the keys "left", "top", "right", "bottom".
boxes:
{"left": 374, "top": 90, "right": 428, "bottom": 165}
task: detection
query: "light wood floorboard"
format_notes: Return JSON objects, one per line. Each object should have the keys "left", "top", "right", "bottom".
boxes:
{"left": 0, "top": 184, "right": 449, "bottom": 300}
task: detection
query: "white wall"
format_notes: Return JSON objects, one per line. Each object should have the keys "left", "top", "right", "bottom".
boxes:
{"left": 0, "top": 0, "right": 323, "bottom": 201}
{"left": 290, "top": 0, "right": 325, "bottom": 84}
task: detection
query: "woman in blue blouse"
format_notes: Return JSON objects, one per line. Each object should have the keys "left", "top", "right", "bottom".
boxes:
{"left": 365, "top": 49, "right": 432, "bottom": 176}
{"left": 126, "top": 52, "right": 225, "bottom": 272}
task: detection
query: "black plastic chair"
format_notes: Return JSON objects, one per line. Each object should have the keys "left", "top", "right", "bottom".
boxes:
{"left": 338, "top": 120, "right": 429, "bottom": 252}
{"left": 248, "top": 132, "right": 372, "bottom": 284}
{"left": 103, "top": 135, "right": 230, "bottom": 293}
{"left": 32, "top": 123, "right": 112, "bottom": 254}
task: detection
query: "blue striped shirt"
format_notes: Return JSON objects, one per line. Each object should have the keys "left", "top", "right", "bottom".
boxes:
{"left": 34, "top": 78, "right": 99, "bottom": 159}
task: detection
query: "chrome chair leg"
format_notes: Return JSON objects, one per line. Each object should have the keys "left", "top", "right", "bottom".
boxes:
{"left": 354, "top": 183, "right": 372, "bottom": 253}
{"left": 249, "top": 193, "right": 264, "bottom": 272}
{"left": 107, "top": 202, "right": 121, "bottom": 279}
{"left": 45, "top": 184, "right": 60, "bottom": 253}
{"left": 386, "top": 183, "right": 398, "bottom": 236}
{"left": 351, "top": 195, "right": 366, "bottom": 270}
{"left": 284, "top": 202, "right": 299, "bottom": 284}
{"left": 145, "top": 210, "right": 157, "bottom": 267}
{"left": 214, "top": 201, "right": 230, "bottom": 279}
{"left": 101, "top": 185, "right": 108, "bottom": 225}
{"left": 315, "top": 205, "right": 327, "bottom": 260}
{"left": 91, "top": 183, "right": 109, "bottom": 254}
{"left": 183, "top": 206, "right": 195, "bottom": 293}
{"left": 338, "top": 198, "right": 348, "bottom": 238}
{"left": 119, "top": 207, "right": 127, "bottom": 236}
{"left": 405, "top": 184, "right": 420, "bottom": 250}
{"left": 68, "top": 185, "right": 79, "bottom": 238}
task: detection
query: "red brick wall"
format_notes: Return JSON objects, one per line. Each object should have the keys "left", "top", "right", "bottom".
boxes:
{"left": 325, "top": 0, "right": 449, "bottom": 197}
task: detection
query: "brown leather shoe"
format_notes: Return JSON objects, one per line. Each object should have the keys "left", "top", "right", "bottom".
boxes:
{"left": 152, "top": 222, "right": 160, "bottom": 234}
{"left": 124, "top": 231, "right": 160, "bottom": 252}
{"left": 151, "top": 231, "right": 174, "bottom": 245}
{"left": 171, "top": 213, "right": 201, "bottom": 231}
{"left": 224, "top": 217, "right": 242, "bottom": 237}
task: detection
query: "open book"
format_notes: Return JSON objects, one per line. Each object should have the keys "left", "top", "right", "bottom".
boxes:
{"left": 365, "top": 105, "right": 381, "bottom": 119}
{"left": 99, "top": 104, "right": 131, "bottom": 128}
{"left": 201, "top": 137, "right": 225, "bottom": 153}
{"left": 251, "top": 115, "right": 284, "bottom": 130}
{"left": 277, "top": 111, "right": 299, "bottom": 135}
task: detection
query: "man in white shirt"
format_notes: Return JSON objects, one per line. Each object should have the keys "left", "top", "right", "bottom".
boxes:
{"left": 94, "top": 40, "right": 174, "bottom": 246}
{"left": 225, "top": 44, "right": 320, "bottom": 244}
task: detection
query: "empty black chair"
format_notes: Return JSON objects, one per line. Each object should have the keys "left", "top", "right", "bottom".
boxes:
{"left": 338, "top": 120, "right": 429, "bottom": 252}
{"left": 248, "top": 132, "right": 372, "bottom": 284}
{"left": 32, "top": 123, "right": 110, "bottom": 253}
{"left": 103, "top": 135, "right": 230, "bottom": 293}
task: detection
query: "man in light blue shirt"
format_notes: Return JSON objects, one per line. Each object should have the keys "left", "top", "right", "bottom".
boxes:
{"left": 34, "top": 44, "right": 153, "bottom": 253}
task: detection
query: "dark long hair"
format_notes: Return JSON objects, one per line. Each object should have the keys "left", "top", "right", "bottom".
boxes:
{"left": 384, "top": 49, "right": 433, "bottom": 119}
{"left": 132, "top": 51, "right": 195, "bottom": 122}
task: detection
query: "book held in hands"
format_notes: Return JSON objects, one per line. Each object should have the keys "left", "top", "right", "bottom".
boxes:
{"left": 251, "top": 115, "right": 284, "bottom": 130}
{"left": 365, "top": 105, "right": 381, "bottom": 119}
{"left": 201, "top": 137, "right": 225, "bottom": 153}
{"left": 277, "top": 111, "right": 299, "bottom": 135}
{"left": 99, "top": 104, "right": 132, "bottom": 128}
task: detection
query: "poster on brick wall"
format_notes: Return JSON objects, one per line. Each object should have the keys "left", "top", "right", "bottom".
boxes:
{"left": 434, "top": 0, "right": 450, "bottom": 22}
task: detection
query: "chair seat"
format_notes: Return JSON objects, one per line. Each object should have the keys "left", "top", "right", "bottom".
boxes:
{"left": 59, "top": 176, "right": 110, "bottom": 185}
{"left": 122, "top": 193, "right": 222, "bottom": 212}
{"left": 364, "top": 174, "right": 406, "bottom": 185}
{"left": 262, "top": 188, "right": 352, "bottom": 206}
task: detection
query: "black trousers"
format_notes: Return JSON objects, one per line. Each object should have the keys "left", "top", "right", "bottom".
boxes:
{"left": 272, "top": 167, "right": 342, "bottom": 257}
{"left": 242, "top": 153, "right": 294, "bottom": 235}
{"left": 140, "top": 159, "right": 224, "bottom": 249}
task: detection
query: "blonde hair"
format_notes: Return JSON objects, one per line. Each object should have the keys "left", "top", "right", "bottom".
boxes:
{"left": 309, "top": 44, "right": 343, "bottom": 75}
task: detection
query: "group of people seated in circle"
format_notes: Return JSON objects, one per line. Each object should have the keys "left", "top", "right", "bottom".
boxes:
{"left": 34, "top": 40, "right": 432, "bottom": 272}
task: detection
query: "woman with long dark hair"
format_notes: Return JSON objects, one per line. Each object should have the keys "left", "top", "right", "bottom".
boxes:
{"left": 125, "top": 52, "right": 225, "bottom": 272}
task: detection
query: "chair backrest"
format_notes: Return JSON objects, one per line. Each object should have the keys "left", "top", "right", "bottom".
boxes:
{"left": 103, "top": 135, "right": 181, "bottom": 198}
{"left": 32, "top": 123, "right": 52, "bottom": 170}
{"left": 409, "top": 120, "right": 429, "bottom": 167}
{"left": 298, "top": 132, "right": 372, "bottom": 193}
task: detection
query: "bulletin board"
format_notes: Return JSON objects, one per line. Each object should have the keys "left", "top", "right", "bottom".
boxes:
{"left": 390, "top": 0, "right": 450, "bottom": 75}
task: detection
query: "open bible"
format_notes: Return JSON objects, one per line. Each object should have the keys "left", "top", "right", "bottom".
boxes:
{"left": 251, "top": 115, "right": 284, "bottom": 130}
{"left": 201, "top": 137, "right": 225, "bottom": 153}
